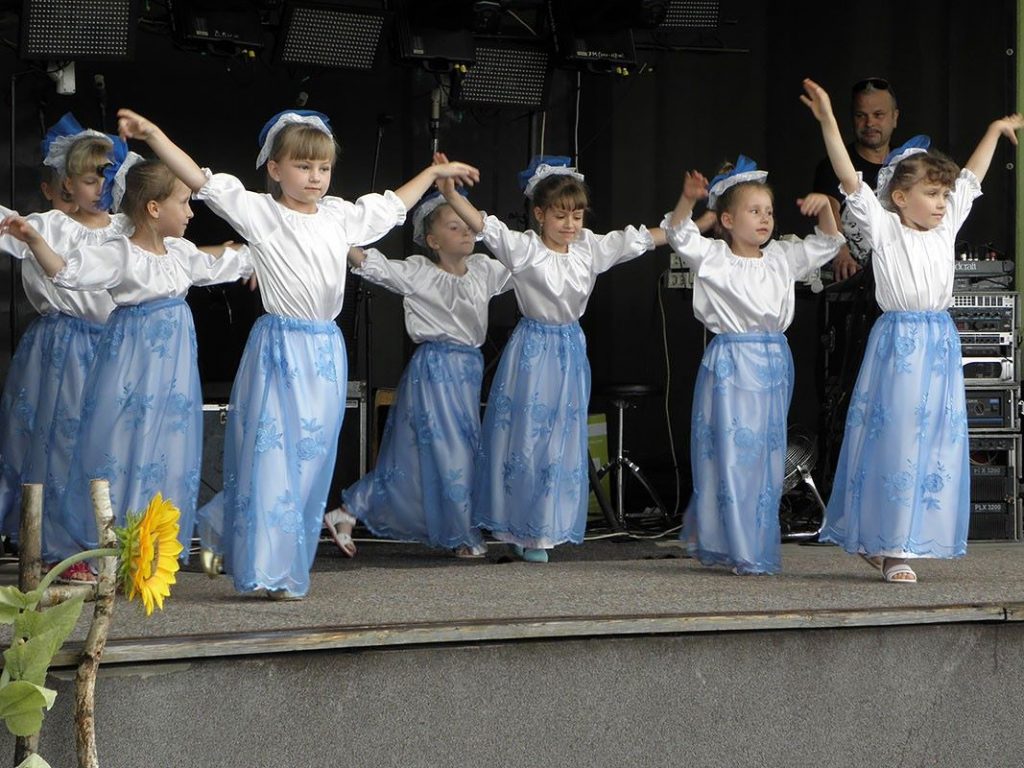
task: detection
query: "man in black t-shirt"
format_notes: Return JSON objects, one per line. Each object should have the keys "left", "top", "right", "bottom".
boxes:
{"left": 811, "top": 77, "right": 899, "bottom": 279}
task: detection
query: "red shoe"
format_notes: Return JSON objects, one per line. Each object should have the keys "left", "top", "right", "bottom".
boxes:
{"left": 56, "top": 561, "right": 97, "bottom": 585}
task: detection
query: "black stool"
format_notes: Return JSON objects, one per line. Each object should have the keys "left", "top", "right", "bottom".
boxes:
{"left": 595, "top": 384, "right": 670, "bottom": 528}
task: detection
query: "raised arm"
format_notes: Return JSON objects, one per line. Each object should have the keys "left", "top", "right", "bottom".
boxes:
{"left": 0, "top": 215, "right": 65, "bottom": 276}
{"left": 668, "top": 171, "right": 709, "bottom": 227}
{"left": 801, "top": 79, "right": 858, "bottom": 196}
{"left": 964, "top": 113, "right": 1024, "bottom": 183}
{"left": 432, "top": 152, "right": 484, "bottom": 233}
{"left": 393, "top": 156, "right": 479, "bottom": 213}
{"left": 117, "top": 108, "right": 208, "bottom": 192}
{"left": 796, "top": 193, "right": 839, "bottom": 236}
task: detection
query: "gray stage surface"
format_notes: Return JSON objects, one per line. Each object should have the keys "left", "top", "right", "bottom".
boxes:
{"left": 3, "top": 537, "right": 1022, "bottom": 664}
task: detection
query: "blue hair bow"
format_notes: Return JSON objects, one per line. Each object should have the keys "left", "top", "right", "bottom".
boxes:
{"left": 41, "top": 112, "right": 84, "bottom": 159}
{"left": 257, "top": 109, "right": 333, "bottom": 148}
{"left": 517, "top": 155, "right": 573, "bottom": 193}
{"left": 883, "top": 135, "right": 930, "bottom": 167}
{"left": 100, "top": 135, "right": 132, "bottom": 212}
{"left": 709, "top": 154, "right": 759, "bottom": 191}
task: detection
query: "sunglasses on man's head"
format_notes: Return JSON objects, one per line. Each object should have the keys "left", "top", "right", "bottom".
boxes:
{"left": 852, "top": 77, "right": 892, "bottom": 94}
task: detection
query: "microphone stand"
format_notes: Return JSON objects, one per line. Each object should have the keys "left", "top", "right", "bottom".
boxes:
{"left": 362, "top": 113, "right": 391, "bottom": 471}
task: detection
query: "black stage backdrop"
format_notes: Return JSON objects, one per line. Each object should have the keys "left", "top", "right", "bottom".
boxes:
{"left": 0, "top": 0, "right": 1015, "bottom": 510}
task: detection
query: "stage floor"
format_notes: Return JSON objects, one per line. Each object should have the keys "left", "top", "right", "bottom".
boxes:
{"left": 3, "top": 536, "right": 1022, "bottom": 666}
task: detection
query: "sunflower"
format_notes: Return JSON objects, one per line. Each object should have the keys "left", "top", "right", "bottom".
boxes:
{"left": 116, "top": 493, "right": 183, "bottom": 615}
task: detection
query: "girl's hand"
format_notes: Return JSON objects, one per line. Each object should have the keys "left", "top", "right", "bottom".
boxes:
{"left": 117, "top": 108, "right": 157, "bottom": 141}
{"left": 796, "top": 193, "right": 830, "bottom": 217}
{"left": 991, "top": 113, "right": 1024, "bottom": 145}
{"left": 0, "top": 215, "right": 38, "bottom": 243}
{"left": 432, "top": 159, "right": 480, "bottom": 188}
{"left": 433, "top": 152, "right": 457, "bottom": 196}
{"left": 683, "top": 170, "right": 709, "bottom": 202}
{"left": 799, "top": 79, "right": 835, "bottom": 123}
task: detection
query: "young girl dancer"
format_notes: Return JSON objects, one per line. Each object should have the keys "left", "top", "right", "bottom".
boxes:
{"left": 0, "top": 115, "right": 133, "bottom": 576}
{"left": 802, "top": 78, "right": 1023, "bottom": 583}
{"left": 326, "top": 189, "right": 510, "bottom": 558}
{"left": 441, "top": 154, "right": 667, "bottom": 562}
{"left": 116, "top": 108, "right": 479, "bottom": 598}
{"left": 664, "top": 156, "right": 844, "bottom": 574}
{"left": 0, "top": 159, "right": 252, "bottom": 563}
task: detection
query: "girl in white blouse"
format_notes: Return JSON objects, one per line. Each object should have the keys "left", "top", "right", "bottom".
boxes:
{"left": 327, "top": 190, "right": 510, "bottom": 558}
{"left": 803, "top": 78, "right": 1023, "bottom": 583}
{"left": 0, "top": 159, "right": 252, "bottom": 571}
{"left": 115, "top": 108, "right": 479, "bottom": 599}
{"left": 663, "top": 156, "right": 843, "bottom": 575}
{"left": 442, "top": 154, "right": 667, "bottom": 563}
{"left": 0, "top": 116, "right": 135, "bottom": 576}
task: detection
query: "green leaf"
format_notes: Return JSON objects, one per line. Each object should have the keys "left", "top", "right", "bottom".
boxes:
{"left": 0, "top": 587, "right": 34, "bottom": 624}
{"left": 16, "top": 754, "right": 52, "bottom": 768}
{"left": 4, "top": 634, "right": 61, "bottom": 688}
{"left": 0, "top": 586, "right": 33, "bottom": 610}
{"left": 13, "top": 595, "right": 85, "bottom": 644}
{"left": 0, "top": 680, "right": 56, "bottom": 737}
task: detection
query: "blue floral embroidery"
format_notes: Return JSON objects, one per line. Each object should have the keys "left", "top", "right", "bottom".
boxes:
{"left": 13, "top": 389, "right": 35, "bottom": 437}
{"left": 314, "top": 343, "right": 337, "bottom": 382}
{"left": 920, "top": 462, "right": 951, "bottom": 511}
{"left": 502, "top": 451, "right": 527, "bottom": 496}
{"left": 145, "top": 315, "right": 178, "bottom": 358}
{"left": 713, "top": 356, "right": 735, "bottom": 390}
{"left": 443, "top": 469, "right": 469, "bottom": 503}
{"left": 93, "top": 453, "right": 124, "bottom": 484}
{"left": 119, "top": 385, "right": 154, "bottom": 429}
{"left": 296, "top": 418, "right": 327, "bottom": 462}
{"left": 867, "top": 402, "right": 891, "bottom": 440}
{"left": 268, "top": 491, "right": 302, "bottom": 535}
{"left": 492, "top": 394, "right": 514, "bottom": 429}
{"left": 137, "top": 459, "right": 167, "bottom": 496}
{"left": 414, "top": 413, "right": 434, "bottom": 446}
{"left": 694, "top": 412, "right": 715, "bottom": 460}
{"left": 254, "top": 417, "right": 284, "bottom": 453}
{"left": 882, "top": 465, "right": 914, "bottom": 506}
{"left": 166, "top": 389, "right": 194, "bottom": 434}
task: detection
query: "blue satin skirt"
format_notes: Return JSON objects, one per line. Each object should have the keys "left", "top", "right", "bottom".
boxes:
{"left": 472, "top": 318, "right": 590, "bottom": 549}
{"left": 344, "top": 341, "right": 485, "bottom": 550}
{"left": 821, "top": 311, "right": 970, "bottom": 559}
{"left": 198, "top": 314, "right": 347, "bottom": 597}
{"left": 61, "top": 298, "right": 202, "bottom": 561}
{"left": 0, "top": 312, "right": 103, "bottom": 560}
{"left": 683, "top": 333, "right": 793, "bottom": 574}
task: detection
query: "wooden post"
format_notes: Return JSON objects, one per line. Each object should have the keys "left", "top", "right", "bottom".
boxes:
{"left": 73, "top": 480, "right": 117, "bottom": 768}
{"left": 13, "top": 484, "right": 43, "bottom": 764}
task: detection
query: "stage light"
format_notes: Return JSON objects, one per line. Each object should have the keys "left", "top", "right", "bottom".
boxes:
{"left": 394, "top": 0, "right": 475, "bottom": 73}
{"left": 20, "top": 0, "right": 137, "bottom": 60}
{"left": 452, "top": 40, "right": 550, "bottom": 109}
{"left": 169, "top": 0, "right": 264, "bottom": 52}
{"left": 660, "top": 0, "right": 720, "bottom": 28}
{"left": 277, "top": 1, "right": 385, "bottom": 70}
{"left": 549, "top": 0, "right": 641, "bottom": 72}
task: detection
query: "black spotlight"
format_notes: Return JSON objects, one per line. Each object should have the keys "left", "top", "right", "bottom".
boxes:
{"left": 20, "top": 0, "right": 138, "bottom": 60}
{"left": 277, "top": 1, "right": 386, "bottom": 70}
{"left": 452, "top": 39, "right": 550, "bottom": 109}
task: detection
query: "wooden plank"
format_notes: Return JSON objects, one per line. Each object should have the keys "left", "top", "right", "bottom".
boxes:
{"left": 46, "top": 602, "right": 1013, "bottom": 669}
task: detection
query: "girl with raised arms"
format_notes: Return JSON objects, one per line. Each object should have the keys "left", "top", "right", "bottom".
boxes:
{"left": 116, "top": 108, "right": 478, "bottom": 599}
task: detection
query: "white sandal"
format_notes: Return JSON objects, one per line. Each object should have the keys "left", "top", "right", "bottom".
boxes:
{"left": 324, "top": 507, "right": 357, "bottom": 557}
{"left": 454, "top": 543, "right": 488, "bottom": 559}
{"left": 882, "top": 561, "right": 917, "bottom": 584}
